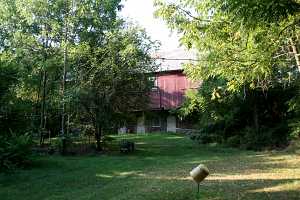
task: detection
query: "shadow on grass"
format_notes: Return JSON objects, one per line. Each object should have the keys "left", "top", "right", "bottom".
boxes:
{"left": 1, "top": 133, "right": 299, "bottom": 200}
{"left": 90, "top": 170, "right": 300, "bottom": 200}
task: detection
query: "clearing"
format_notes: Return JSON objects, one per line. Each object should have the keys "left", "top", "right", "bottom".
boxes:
{"left": 0, "top": 133, "right": 299, "bottom": 200}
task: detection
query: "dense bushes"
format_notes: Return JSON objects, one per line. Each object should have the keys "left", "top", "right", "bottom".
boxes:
{"left": 0, "top": 133, "right": 33, "bottom": 172}
{"left": 191, "top": 122, "right": 290, "bottom": 150}
{"left": 182, "top": 77, "right": 298, "bottom": 150}
{"left": 47, "top": 134, "right": 116, "bottom": 155}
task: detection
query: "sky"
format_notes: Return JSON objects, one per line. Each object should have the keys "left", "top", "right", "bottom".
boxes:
{"left": 120, "top": 0, "right": 181, "bottom": 52}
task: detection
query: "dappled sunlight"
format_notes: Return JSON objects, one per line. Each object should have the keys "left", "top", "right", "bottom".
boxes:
{"left": 2, "top": 133, "right": 300, "bottom": 200}
{"left": 62, "top": 134, "right": 300, "bottom": 200}
{"left": 96, "top": 174, "right": 113, "bottom": 178}
{"left": 95, "top": 169, "right": 192, "bottom": 182}
{"left": 208, "top": 174, "right": 300, "bottom": 181}
{"left": 165, "top": 136, "right": 185, "bottom": 140}
{"left": 187, "top": 152, "right": 300, "bottom": 177}
{"left": 187, "top": 158, "right": 223, "bottom": 165}
{"left": 117, "top": 171, "right": 139, "bottom": 176}
{"left": 139, "top": 174, "right": 192, "bottom": 181}
{"left": 248, "top": 180, "right": 300, "bottom": 193}
{"left": 96, "top": 171, "right": 143, "bottom": 180}
{"left": 134, "top": 142, "right": 147, "bottom": 145}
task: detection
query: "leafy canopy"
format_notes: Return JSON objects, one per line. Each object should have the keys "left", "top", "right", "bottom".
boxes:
{"left": 154, "top": 0, "right": 300, "bottom": 92}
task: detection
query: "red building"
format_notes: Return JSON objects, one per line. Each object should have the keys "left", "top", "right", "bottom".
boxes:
{"left": 149, "top": 70, "right": 199, "bottom": 110}
{"left": 119, "top": 48, "right": 199, "bottom": 134}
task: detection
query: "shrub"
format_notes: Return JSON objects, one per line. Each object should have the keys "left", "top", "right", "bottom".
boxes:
{"left": 55, "top": 136, "right": 76, "bottom": 155}
{"left": 288, "top": 121, "right": 300, "bottom": 139}
{"left": 197, "top": 133, "right": 223, "bottom": 144}
{"left": 226, "top": 135, "right": 241, "bottom": 148}
{"left": 101, "top": 135, "right": 115, "bottom": 149}
{"left": 240, "top": 124, "right": 289, "bottom": 150}
{"left": 193, "top": 124, "right": 224, "bottom": 144}
{"left": 0, "top": 132, "right": 33, "bottom": 172}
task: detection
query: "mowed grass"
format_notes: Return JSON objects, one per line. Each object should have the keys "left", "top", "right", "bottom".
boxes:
{"left": 0, "top": 133, "right": 299, "bottom": 200}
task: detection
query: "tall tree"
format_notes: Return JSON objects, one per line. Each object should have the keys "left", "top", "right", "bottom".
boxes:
{"left": 155, "top": 0, "right": 300, "bottom": 143}
{"left": 0, "top": 0, "right": 65, "bottom": 137}
{"left": 72, "top": 26, "right": 158, "bottom": 151}
{"left": 154, "top": 0, "right": 300, "bottom": 92}
{"left": 0, "top": 0, "right": 158, "bottom": 152}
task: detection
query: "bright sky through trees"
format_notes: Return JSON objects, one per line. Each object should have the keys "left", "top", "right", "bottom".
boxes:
{"left": 121, "top": 0, "right": 180, "bottom": 52}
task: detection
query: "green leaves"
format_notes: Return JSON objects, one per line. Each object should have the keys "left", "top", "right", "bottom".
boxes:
{"left": 0, "top": 132, "right": 33, "bottom": 172}
{"left": 155, "top": 0, "right": 300, "bottom": 93}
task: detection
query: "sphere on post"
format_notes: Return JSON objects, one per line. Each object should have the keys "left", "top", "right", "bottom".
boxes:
{"left": 190, "top": 164, "right": 209, "bottom": 183}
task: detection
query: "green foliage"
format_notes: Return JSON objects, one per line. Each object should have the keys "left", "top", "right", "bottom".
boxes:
{"left": 154, "top": 0, "right": 298, "bottom": 92}
{"left": 226, "top": 135, "right": 241, "bottom": 148}
{"left": 241, "top": 124, "right": 289, "bottom": 150}
{"left": 0, "top": 132, "right": 33, "bottom": 172}
{"left": 216, "top": 0, "right": 300, "bottom": 26}
{"left": 196, "top": 133, "right": 223, "bottom": 145}
{"left": 178, "top": 77, "right": 296, "bottom": 150}
{"left": 0, "top": 0, "right": 157, "bottom": 153}
{"left": 288, "top": 121, "right": 300, "bottom": 139}
{"left": 72, "top": 25, "right": 158, "bottom": 150}
{"left": 287, "top": 79, "right": 300, "bottom": 140}
{"left": 155, "top": 0, "right": 300, "bottom": 149}
{"left": 154, "top": 0, "right": 300, "bottom": 93}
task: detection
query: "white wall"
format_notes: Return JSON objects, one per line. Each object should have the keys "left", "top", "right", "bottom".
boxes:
{"left": 137, "top": 115, "right": 146, "bottom": 134}
{"left": 118, "top": 127, "right": 127, "bottom": 135}
{"left": 167, "top": 115, "right": 177, "bottom": 133}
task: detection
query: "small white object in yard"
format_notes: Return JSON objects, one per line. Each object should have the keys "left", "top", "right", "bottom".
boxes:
{"left": 190, "top": 164, "right": 209, "bottom": 183}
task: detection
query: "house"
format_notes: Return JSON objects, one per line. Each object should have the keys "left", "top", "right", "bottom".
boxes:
{"left": 119, "top": 48, "right": 200, "bottom": 134}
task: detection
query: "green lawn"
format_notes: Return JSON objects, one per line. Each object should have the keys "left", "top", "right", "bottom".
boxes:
{"left": 1, "top": 133, "right": 299, "bottom": 200}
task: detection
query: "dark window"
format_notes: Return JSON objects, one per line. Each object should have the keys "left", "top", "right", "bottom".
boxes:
{"left": 151, "top": 117, "right": 160, "bottom": 128}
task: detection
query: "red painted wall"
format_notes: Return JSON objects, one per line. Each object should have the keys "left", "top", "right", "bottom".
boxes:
{"left": 149, "top": 70, "right": 199, "bottom": 110}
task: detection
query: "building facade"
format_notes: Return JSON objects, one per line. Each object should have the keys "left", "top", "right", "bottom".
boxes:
{"left": 118, "top": 48, "right": 199, "bottom": 134}
{"left": 135, "top": 69, "right": 199, "bottom": 133}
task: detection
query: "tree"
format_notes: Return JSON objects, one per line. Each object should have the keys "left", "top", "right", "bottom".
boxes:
{"left": 0, "top": 0, "right": 65, "bottom": 137}
{"left": 72, "top": 26, "right": 158, "bottom": 151}
{"left": 155, "top": 0, "right": 300, "bottom": 148}
{"left": 154, "top": 0, "right": 300, "bottom": 91}
{"left": 0, "top": 0, "right": 158, "bottom": 153}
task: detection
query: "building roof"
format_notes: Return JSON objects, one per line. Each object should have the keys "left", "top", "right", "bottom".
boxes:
{"left": 153, "top": 47, "right": 198, "bottom": 72}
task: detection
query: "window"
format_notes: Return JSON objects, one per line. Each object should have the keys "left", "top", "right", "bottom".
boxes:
{"left": 151, "top": 117, "right": 160, "bottom": 128}
{"left": 149, "top": 76, "right": 158, "bottom": 91}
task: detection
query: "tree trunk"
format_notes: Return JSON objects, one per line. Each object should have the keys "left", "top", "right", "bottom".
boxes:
{"left": 40, "top": 22, "right": 49, "bottom": 146}
{"left": 40, "top": 70, "right": 47, "bottom": 145}
{"left": 253, "top": 103, "right": 259, "bottom": 132}
{"left": 290, "top": 39, "right": 300, "bottom": 72}
{"left": 61, "top": 0, "right": 70, "bottom": 155}
{"left": 95, "top": 124, "right": 102, "bottom": 152}
{"left": 35, "top": 69, "right": 43, "bottom": 125}
{"left": 252, "top": 93, "right": 259, "bottom": 132}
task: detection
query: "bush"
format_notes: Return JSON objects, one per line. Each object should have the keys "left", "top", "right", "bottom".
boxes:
{"left": 0, "top": 132, "right": 33, "bottom": 172}
{"left": 240, "top": 124, "right": 289, "bottom": 150}
{"left": 288, "top": 121, "right": 300, "bottom": 139}
{"left": 192, "top": 124, "right": 224, "bottom": 144}
{"left": 55, "top": 136, "right": 77, "bottom": 155}
{"left": 197, "top": 133, "right": 223, "bottom": 144}
{"left": 101, "top": 135, "right": 115, "bottom": 149}
{"left": 226, "top": 135, "right": 241, "bottom": 148}
{"left": 190, "top": 122, "right": 289, "bottom": 150}
{"left": 240, "top": 127, "right": 268, "bottom": 150}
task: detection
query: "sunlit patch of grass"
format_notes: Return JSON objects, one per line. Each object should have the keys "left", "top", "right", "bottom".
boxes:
{"left": 249, "top": 180, "right": 300, "bottom": 193}
{"left": 0, "top": 133, "right": 299, "bottom": 200}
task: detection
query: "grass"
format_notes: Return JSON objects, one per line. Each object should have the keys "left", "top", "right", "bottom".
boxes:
{"left": 0, "top": 133, "right": 299, "bottom": 200}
